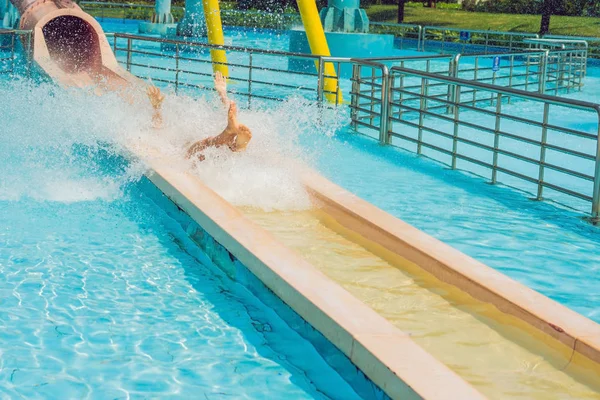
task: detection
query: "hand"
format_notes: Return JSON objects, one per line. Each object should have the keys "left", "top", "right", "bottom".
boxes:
{"left": 146, "top": 86, "right": 165, "bottom": 109}
{"left": 214, "top": 71, "right": 227, "bottom": 95}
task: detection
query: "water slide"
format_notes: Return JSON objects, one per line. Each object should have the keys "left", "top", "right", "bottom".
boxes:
{"left": 9, "top": 0, "right": 600, "bottom": 398}
{"left": 11, "top": 0, "right": 139, "bottom": 90}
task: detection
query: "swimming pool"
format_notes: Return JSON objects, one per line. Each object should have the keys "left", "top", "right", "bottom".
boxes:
{"left": 0, "top": 80, "right": 364, "bottom": 399}
{"left": 93, "top": 18, "right": 600, "bottom": 325}
{"left": 4, "top": 17, "right": 600, "bottom": 397}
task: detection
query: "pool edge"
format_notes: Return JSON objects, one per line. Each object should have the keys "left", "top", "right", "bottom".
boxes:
{"left": 142, "top": 161, "right": 486, "bottom": 400}
{"left": 302, "top": 169, "right": 600, "bottom": 369}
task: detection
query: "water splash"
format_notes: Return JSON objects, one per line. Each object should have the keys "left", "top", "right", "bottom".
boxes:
{"left": 0, "top": 78, "right": 346, "bottom": 209}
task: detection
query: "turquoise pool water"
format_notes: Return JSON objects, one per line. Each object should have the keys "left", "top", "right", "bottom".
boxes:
{"left": 0, "top": 80, "right": 363, "bottom": 399}
{"left": 3, "top": 19, "right": 600, "bottom": 397}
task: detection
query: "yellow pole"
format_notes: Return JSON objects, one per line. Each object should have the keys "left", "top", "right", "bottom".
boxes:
{"left": 202, "top": 0, "right": 229, "bottom": 77}
{"left": 296, "top": 0, "right": 342, "bottom": 104}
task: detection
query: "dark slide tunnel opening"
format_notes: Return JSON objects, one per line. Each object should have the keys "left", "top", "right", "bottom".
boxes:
{"left": 42, "top": 16, "right": 101, "bottom": 73}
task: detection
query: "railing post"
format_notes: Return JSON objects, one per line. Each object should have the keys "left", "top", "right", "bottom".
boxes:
{"left": 491, "top": 93, "right": 502, "bottom": 184}
{"left": 472, "top": 57, "right": 478, "bottom": 105}
{"left": 26, "top": 32, "right": 32, "bottom": 79}
{"left": 537, "top": 103, "right": 550, "bottom": 200}
{"left": 398, "top": 61, "right": 405, "bottom": 120}
{"left": 592, "top": 108, "right": 600, "bottom": 222}
{"left": 508, "top": 55, "right": 514, "bottom": 103}
{"left": 567, "top": 51, "right": 573, "bottom": 93}
{"left": 418, "top": 26, "right": 423, "bottom": 51}
{"left": 336, "top": 61, "right": 341, "bottom": 106}
{"left": 556, "top": 53, "right": 561, "bottom": 94}
{"left": 248, "top": 53, "right": 253, "bottom": 108}
{"left": 451, "top": 84, "right": 461, "bottom": 169}
{"left": 350, "top": 63, "right": 360, "bottom": 130}
{"left": 175, "top": 44, "right": 180, "bottom": 94}
{"left": 582, "top": 47, "right": 588, "bottom": 78}
{"left": 10, "top": 32, "right": 15, "bottom": 76}
{"left": 525, "top": 53, "right": 531, "bottom": 92}
{"left": 484, "top": 32, "right": 489, "bottom": 54}
{"left": 379, "top": 66, "right": 390, "bottom": 145}
{"left": 579, "top": 49, "right": 585, "bottom": 88}
{"left": 126, "top": 38, "right": 132, "bottom": 72}
{"left": 317, "top": 57, "right": 324, "bottom": 102}
{"left": 447, "top": 55, "right": 459, "bottom": 114}
{"left": 418, "top": 77, "right": 426, "bottom": 154}
{"left": 539, "top": 50, "right": 548, "bottom": 94}
{"left": 369, "top": 67, "right": 376, "bottom": 126}
{"left": 388, "top": 73, "right": 395, "bottom": 142}
{"left": 441, "top": 30, "right": 446, "bottom": 53}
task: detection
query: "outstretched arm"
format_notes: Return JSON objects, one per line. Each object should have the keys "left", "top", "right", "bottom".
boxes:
{"left": 147, "top": 85, "right": 165, "bottom": 129}
{"left": 186, "top": 101, "right": 244, "bottom": 161}
{"left": 214, "top": 71, "right": 230, "bottom": 108}
{"left": 186, "top": 137, "right": 212, "bottom": 161}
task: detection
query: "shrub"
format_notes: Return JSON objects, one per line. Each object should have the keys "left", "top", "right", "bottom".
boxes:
{"left": 461, "top": 0, "right": 477, "bottom": 11}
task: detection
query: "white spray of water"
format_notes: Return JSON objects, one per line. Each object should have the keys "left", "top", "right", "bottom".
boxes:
{"left": 0, "top": 79, "right": 346, "bottom": 210}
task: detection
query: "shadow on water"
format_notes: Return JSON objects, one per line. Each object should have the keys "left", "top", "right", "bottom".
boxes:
{"left": 72, "top": 146, "right": 354, "bottom": 398}
{"left": 113, "top": 171, "right": 375, "bottom": 399}
{"left": 117, "top": 185, "right": 338, "bottom": 399}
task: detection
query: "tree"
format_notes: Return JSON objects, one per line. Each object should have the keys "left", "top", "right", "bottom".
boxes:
{"left": 539, "top": 0, "right": 561, "bottom": 35}
{"left": 397, "top": 0, "right": 406, "bottom": 23}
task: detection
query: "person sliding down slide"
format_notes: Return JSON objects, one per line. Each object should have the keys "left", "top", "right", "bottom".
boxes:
{"left": 146, "top": 72, "right": 253, "bottom": 161}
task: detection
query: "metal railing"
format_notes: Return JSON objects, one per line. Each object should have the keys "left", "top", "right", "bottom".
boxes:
{"left": 110, "top": 32, "right": 344, "bottom": 105}
{"left": 545, "top": 48, "right": 588, "bottom": 94}
{"left": 350, "top": 60, "right": 600, "bottom": 218}
{"left": 525, "top": 38, "right": 589, "bottom": 86}
{"left": 456, "top": 48, "right": 586, "bottom": 96}
{"left": 369, "top": 22, "right": 423, "bottom": 51}
{"left": 358, "top": 49, "right": 586, "bottom": 115}
{"left": 0, "top": 30, "right": 16, "bottom": 75}
{"left": 544, "top": 34, "right": 600, "bottom": 59}
{"left": 453, "top": 51, "right": 548, "bottom": 95}
{"left": 350, "top": 59, "right": 391, "bottom": 143}
{"left": 0, "top": 29, "right": 32, "bottom": 76}
{"left": 421, "top": 26, "right": 540, "bottom": 54}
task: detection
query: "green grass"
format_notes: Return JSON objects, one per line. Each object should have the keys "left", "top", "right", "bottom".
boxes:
{"left": 366, "top": 5, "right": 600, "bottom": 38}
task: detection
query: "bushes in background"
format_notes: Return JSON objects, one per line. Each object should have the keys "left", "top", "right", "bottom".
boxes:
{"left": 469, "top": 0, "right": 600, "bottom": 17}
